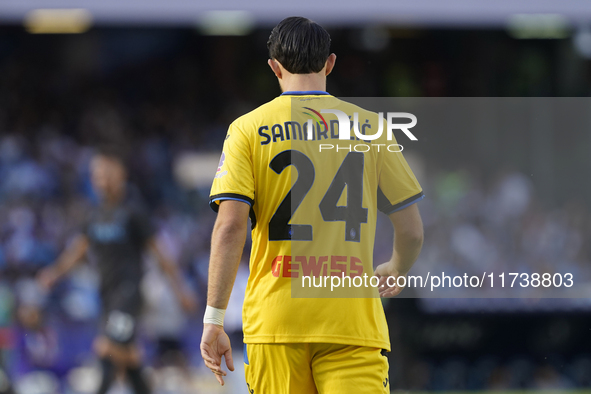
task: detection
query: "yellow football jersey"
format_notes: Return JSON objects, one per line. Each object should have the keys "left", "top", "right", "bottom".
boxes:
{"left": 210, "top": 91, "right": 423, "bottom": 350}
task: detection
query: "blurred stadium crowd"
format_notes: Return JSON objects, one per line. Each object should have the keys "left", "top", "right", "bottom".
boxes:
{"left": 0, "top": 27, "right": 590, "bottom": 393}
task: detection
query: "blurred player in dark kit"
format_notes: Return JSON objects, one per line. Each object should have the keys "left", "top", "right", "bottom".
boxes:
{"left": 38, "top": 147, "right": 196, "bottom": 394}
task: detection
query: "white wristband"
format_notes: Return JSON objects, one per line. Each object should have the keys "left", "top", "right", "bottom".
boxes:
{"left": 203, "top": 306, "right": 225, "bottom": 326}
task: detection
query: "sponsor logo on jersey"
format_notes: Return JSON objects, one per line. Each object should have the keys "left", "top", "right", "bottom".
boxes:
{"left": 271, "top": 255, "right": 364, "bottom": 278}
{"left": 90, "top": 222, "right": 126, "bottom": 243}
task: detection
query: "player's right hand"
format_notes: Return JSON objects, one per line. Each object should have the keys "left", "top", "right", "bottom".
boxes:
{"left": 200, "top": 323, "right": 234, "bottom": 386}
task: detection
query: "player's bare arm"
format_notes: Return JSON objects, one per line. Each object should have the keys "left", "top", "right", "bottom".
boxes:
{"left": 200, "top": 199, "right": 250, "bottom": 386}
{"left": 38, "top": 234, "right": 90, "bottom": 290}
{"left": 146, "top": 237, "right": 197, "bottom": 313}
{"left": 374, "top": 203, "right": 424, "bottom": 297}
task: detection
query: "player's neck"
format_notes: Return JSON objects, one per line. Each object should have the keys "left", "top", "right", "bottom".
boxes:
{"left": 102, "top": 190, "right": 125, "bottom": 208}
{"left": 280, "top": 74, "right": 327, "bottom": 93}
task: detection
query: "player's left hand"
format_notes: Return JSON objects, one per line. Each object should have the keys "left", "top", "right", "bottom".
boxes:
{"left": 200, "top": 323, "right": 234, "bottom": 386}
{"left": 374, "top": 262, "right": 407, "bottom": 298}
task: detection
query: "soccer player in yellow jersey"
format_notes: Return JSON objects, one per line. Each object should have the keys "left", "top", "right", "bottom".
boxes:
{"left": 200, "top": 16, "right": 424, "bottom": 393}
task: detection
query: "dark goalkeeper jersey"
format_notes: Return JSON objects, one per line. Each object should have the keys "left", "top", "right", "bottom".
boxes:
{"left": 82, "top": 202, "right": 154, "bottom": 301}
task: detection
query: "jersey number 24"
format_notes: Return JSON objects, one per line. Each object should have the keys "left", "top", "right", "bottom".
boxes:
{"left": 268, "top": 150, "right": 368, "bottom": 242}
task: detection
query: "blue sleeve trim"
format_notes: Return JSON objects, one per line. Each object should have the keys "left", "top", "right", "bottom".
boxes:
{"left": 209, "top": 193, "right": 254, "bottom": 212}
{"left": 380, "top": 191, "right": 425, "bottom": 215}
{"left": 211, "top": 196, "right": 252, "bottom": 206}
{"left": 209, "top": 193, "right": 257, "bottom": 228}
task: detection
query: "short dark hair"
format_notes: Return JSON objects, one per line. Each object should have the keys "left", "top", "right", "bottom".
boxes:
{"left": 267, "top": 17, "right": 331, "bottom": 74}
{"left": 94, "top": 144, "right": 129, "bottom": 169}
